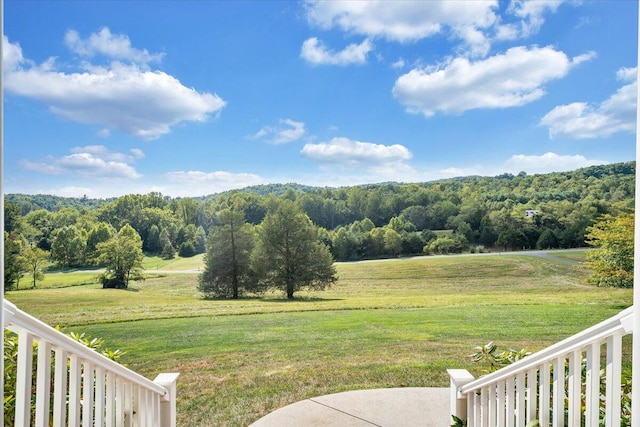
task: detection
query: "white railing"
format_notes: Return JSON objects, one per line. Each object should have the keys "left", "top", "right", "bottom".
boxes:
{"left": 3, "top": 299, "right": 179, "bottom": 427}
{"left": 449, "top": 306, "right": 634, "bottom": 427}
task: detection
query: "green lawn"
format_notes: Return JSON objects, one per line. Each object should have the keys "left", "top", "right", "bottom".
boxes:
{"left": 6, "top": 253, "right": 632, "bottom": 427}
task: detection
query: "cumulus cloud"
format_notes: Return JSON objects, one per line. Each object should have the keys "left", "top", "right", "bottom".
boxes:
{"left": 3, "top": 31, "right": 226, "bottom": 140}
{"left": 21, "top": 146, "right": 143, "bottom": 180}
{"left": 540, "top": 67, "right": 637, "bottom": 139}
{"left": 301, "top": 37, "right": 372, "bottom": 66}
{"left": 504, "top": 152, "right": 607, "bottom": 174}
{"left": 2, "top": 35, "right": 25, "bottom": 71}
{"left": 302, "top": 137, "right": 413, "bottom": 178}
{"left": 392, "top": 46, "right": 591, "bottom": 117}
{"left": 64, "top": 27, "right": 164, "bottom": 66}
{"left": 304, "top": 0, "right": 497, "bottom": 44}
{"left": 304, "top": 0, "right": 574, "bottom": 59}
{"left": 252, "top": 119, "right": 307, "bottom": 144}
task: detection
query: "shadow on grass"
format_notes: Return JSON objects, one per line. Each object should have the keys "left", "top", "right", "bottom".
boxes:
{"left": 200, "top": 295, "right": 342, "bottom": 303}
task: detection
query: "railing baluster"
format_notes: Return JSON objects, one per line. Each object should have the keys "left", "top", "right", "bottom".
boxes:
{"left": 116, "top": 376, "right": 125, "bottom": 427}
{"left": 83, "top": 361, "right": 95, "bottom": 427}
{"left": 15, "top": 330, "right": 34, "bottom": 427}
{"left": 106, "top": 371, "right": 116, "bottom": 427}
{"left": 585, "top": 342, "right": 601, "bottom": 427}
{"left": 568, "top": 350, "right": 582, "bottom": 426}
{"left": 497, "top": 380, "right": 505, "bottom": 426}
{"left": 516, "top": 371, "right": 525, "bottom": 427}
{"left": 467, "top": 389, "right": 474, "bottom": 427}
{"left": 552, "top": 356, "right": 564, "bottom": 427}
{"left": 69, "top": 354, "right": 82, "bottom": 426}
{"left": 52, "top": 348, "right": 68, "bottom": 427}
{"left": 480, "top": 387, "right": 489, "bottom": 426}
{"left": 605, "top": 334, "right": 622, "bottom": 427}
{"left": 35, "top": 340, "right": 52, "bottom": 427}
{"left": 526, "top": 368, "right": 537, "bottom": 423}
{"left": 506, "top": 378, "right": 515, "bottom": 427}
{"left": 473, "top": 390, "right": 481, "bottom": 427}
{"left": 539, "top": 362, "right": 550, "bottom": 427}
{"left": 488, "top": 384, "right": 497, "bottom": 427}
{"left": 95, "top": 366, "right": 106, "bottom": 427}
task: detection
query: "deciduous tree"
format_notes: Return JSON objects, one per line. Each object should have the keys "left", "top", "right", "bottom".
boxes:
{"left": 585, "top": 212, "right": 633, "bottom": 288}
{"left": 22, "top": 246, "right": 49, "bottom": 288}
{"left": 251, "top": 200, "right": 336, "bottom": 299}
{"left": 97, "top": 224, "right": 144, "bottom": 288}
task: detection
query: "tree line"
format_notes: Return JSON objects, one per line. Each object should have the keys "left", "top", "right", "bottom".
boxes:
{"left": 4, "top": 162, "right": 635, "bottom": 292}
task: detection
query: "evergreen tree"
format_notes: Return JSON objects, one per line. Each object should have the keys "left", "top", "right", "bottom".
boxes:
{"left": 199, "top": 209, "right": 254, "bottom": 299}
{"left": 251, "top": 200, "right": 336, "bottom": 299}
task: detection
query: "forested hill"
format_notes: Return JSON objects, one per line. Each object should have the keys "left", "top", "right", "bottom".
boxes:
{"left": 4, "top": 161, "right": 635, "bottom": 264}
{"left": 6, "top": 161, "right": 635, "bottom": 215}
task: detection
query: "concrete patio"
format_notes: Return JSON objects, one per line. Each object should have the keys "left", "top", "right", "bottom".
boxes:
{"left": 249, "top": 387, "right": 450, "bottom": 427}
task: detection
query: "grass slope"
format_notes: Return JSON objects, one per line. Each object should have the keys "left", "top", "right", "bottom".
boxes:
{"left": 6, "top": 253, "right": 632, "bottom": 426}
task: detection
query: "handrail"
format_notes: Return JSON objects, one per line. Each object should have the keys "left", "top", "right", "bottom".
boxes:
{"left": 4, "top": 299, "right": 167, "bottom": 396}
{"left": 459, "top": 305, "right": 633, "bottom": 394}
{"left": 4, "top": 299, "right": 179, "bottom": 426}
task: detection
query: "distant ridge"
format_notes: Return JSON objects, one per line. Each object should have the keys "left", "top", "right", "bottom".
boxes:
{"left": 5, "top": 161, "right": 635, "bottom": 213}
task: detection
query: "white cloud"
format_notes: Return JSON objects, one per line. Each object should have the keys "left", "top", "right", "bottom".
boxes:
{"left": 393, "top": 46, "right": 589, "bottom": 117}
{"left": 391, "top": 58, "right": 406, "bottom": 69}
{"left": 64, "top": 28, "right": 164, "bottom": 66}
{"left": 21, "top": 145, "right": 142, "bottom": 180}
{"left": 540, "top": 67, "right": 637, "bottom": 139}
{"left": 3, "top": 32, "right": 226, "bottom": 140}
{"left": 22, "top": 154, "right": 141, "bottom": 180}
{"left": 504, "top": 152, "right": 607, "bottom": 174}
{"left": 301, "top": 37, "right": 372, "bottom": 66}
{"left": 504, "top": 0, "right": 567, "bottom": 38}
{"left": 304, "top": 0, "right": 497, "bottom": 45}
{"left": 301, "top": 137, "right": 413, "bottom": 178}
{"left": 304, "top": 0, "right": 574, "bottom": 59}
{"left": 2, "top": 35, "right": 26, "bottom": 71}
{"left": 165, "top": 171, "right": 264, "bottom": 196}
{"left": 252, "top": 119, "right": 306, "bottom": 144}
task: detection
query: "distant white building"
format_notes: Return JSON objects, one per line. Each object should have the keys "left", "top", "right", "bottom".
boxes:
{"left": 524, "top": 209, "right": 540, "bottom": 218}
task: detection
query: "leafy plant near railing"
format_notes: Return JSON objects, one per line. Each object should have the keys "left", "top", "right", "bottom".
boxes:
{"left": 3, "top": 328, "right": 125, "bottom": 426}
{"left": 457, "top": 342, "right": 632, "bottom": 427}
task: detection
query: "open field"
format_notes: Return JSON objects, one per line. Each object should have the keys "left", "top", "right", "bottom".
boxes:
{"left": 6, "top": 253, "right": 632, "bottom": 426}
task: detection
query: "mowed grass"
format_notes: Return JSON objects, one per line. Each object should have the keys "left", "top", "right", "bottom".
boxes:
{"left": 6, "top": 253, "right": 632, "bottom": 427}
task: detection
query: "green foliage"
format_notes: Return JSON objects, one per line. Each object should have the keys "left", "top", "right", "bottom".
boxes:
{"left": 20, "top": 246, "right": 49, "bottom": 288}
{"left": 425, "top": 234, "right": 467, "bottom": 254}
{"left": 4, "top": 232, "right": 26, "bottom": 291}
{"left": 4, "top": 328, "right": 124, "bottom": 425}
{"left": 50, "top": 225, "right": 86, "bottom": 267}
{"left": 586, "top": 212, "right": 634, "bottom": 288}
{"left": 4, "top": 162, "right": 637, "bottom": 269}
{"left": 97, "top": 224, "right": 144, "bottom": 288}
{"left": 161, "top": 241, "right": 176, "bottom": 259}
{"left": 470, "top": 341, "right": 532, "bottom": 373}
{"left": 199, "top": 208, "right": 255, "bottom": 298}
{"left": 86, "top": 222, "right": 115, "bottom": 262}
{"left": 251, "top": 200, "right": 337, "bottom": 299}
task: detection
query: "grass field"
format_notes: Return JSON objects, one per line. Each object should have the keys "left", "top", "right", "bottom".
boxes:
{"left": 6, "top": 252, "right": 632, "bottom": 426}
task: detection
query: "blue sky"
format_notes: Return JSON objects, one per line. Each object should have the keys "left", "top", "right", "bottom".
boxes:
{"left": 3, "top": 0, "right": 638, "bottom": 198}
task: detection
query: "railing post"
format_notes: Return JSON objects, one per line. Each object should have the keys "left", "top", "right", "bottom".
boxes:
{"left": 154, "top": 373, "right": 180, "bottom": 427}
{"left": 448, "top": 369, "right": 475, "bottom": 425}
